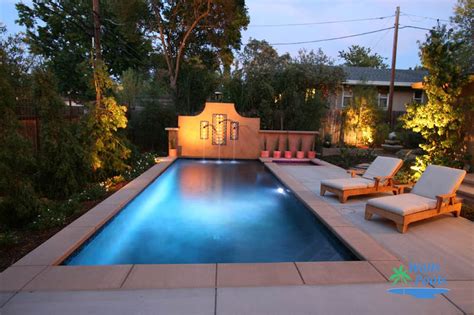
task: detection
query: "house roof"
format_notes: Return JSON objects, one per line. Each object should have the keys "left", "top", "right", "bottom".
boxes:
{"left": 342, "top": 66, "right": 428, "bottom": 87}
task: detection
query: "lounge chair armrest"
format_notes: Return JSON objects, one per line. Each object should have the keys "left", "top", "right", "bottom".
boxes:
{"left": 436, "top": 193, "right": 458, "bottom": 210}
{"left": 394, "top": 183, "right": 414, "bottom": 194}
{"left": 347, "top": 169, "right": 364, "bottom": 178}
{"left": 373, "top": 176, "right": 394, "bottom": 189}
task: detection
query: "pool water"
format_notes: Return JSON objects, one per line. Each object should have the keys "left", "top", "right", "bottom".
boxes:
{"left": 64, "top": 159, "right": 356, "bottom": 265}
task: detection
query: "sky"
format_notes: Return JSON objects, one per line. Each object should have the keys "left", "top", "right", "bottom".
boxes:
{"left": 0, "top": 0, "right": 458, "bottom": 69}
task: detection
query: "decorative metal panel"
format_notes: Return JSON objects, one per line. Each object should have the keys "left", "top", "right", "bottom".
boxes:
{"left": 200, "top": 121, "right": 209, "bottom": 140}
{"left": 230, "top": 121, "right": 239, "bottom": 140}
{"left": 212, "top": 114, "right": 226, "bottom": 145}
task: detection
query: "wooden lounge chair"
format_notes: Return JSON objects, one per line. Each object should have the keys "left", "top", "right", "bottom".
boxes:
{"left": 365, "top": 165, "right": 466, "bottom": 233}
{"left": 320, "top": 156, "right": 403, "bottom": 203}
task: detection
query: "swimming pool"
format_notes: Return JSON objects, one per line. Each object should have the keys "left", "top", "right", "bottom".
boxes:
{"left": 64, "top": 159, "right": 356, "bottom": 265}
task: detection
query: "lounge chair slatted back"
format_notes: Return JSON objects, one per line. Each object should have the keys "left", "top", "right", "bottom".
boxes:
{"left": 412, "top": 165, "right": 466, "bottom": 200}
{"left": 362, "top": 156, "right": 403, "bottom": 180}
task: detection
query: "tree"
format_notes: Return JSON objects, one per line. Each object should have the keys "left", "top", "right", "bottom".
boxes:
{"left": 451, "top": 0, "right": 473, "bottom": 71}
{"left": 400, "top": 24, "right": 472, "bottom": 177}
{"left": 148, "top": 0, "right": 249, "bottom": 94}
{"left": 84, "top": 62, "right": 131, "bottom": 179}
{"left": 33, "top": 69, "right": 88, "bottom": 199}
{"left": 338, "top": 45, "right": 388, "bottom": 69}
{"left": 16, "top": 0, "right": 152, "bottom": 100}
{"left": 0, "top": 28, "right": 39, "bottom": 227}
{"left": 342, "top": 85, "right": 383, "bottom": 146}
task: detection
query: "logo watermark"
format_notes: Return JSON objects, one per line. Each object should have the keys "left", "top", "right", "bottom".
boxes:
{"left": 387, "top": 263, "right": 449, "bottom": 299}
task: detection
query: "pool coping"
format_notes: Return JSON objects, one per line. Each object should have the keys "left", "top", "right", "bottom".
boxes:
{"left": 0, "top": 158, "right": 404, "bottom": 292}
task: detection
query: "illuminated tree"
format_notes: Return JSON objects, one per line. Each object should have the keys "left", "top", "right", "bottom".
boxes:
{"left": 343, "top": 86, "right": 383, "bottom": 146}
{"left": 84, "top": 62, "right": 131, "bottom": 179}
{"left": 401, "top": 24, "right": 472, "bottom": 177}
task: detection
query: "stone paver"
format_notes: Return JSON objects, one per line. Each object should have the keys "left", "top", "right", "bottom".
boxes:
{"left": 333, "top": 226, "right": 399, "bottom": 261}
{"left": 1, "top": 288, "right": 214, "bottom": 315}
{"left": 437, "top": 281, "right": 474, "bottom": 315}
{"left": 0, "top": 266, "right": 47, "bottom": 292}
{"left": 216, "top": 284, "right": 462, "bottom": 315}
{"left": 369, "top": 260, "right": 416, "bottom": 281}
{"left": 0, "top": 292, "right": 14, "bottom": 308}
{"left": 122, "top": 264, "right": 216, "bottom": 289}
{"left": 217, "top": 263, "right": 303, "bottom": 287}
{"left": 13, "top": 227, "right": 97, "bottom": 266}
{"left": 279, "top": 163, "right": 474, "bottom": 280}
{"left": 23, "top": 265, "right": 132, "bottom": 291}
{"left": 68, "top": 201, "right": 121, "bottom": 228}
{"left": 296, "top": 261, "right": 386, "bottom": 285}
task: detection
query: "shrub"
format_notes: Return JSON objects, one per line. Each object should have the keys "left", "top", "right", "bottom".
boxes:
{"left": 123, "top": 152, "right": 158, "bottom": 181}
{"left": 29, "top": 198, "right": 80, "bottom": 230}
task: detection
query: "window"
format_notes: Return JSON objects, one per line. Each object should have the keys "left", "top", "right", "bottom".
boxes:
{"left": 342, "top": 87, "right": 352, "bottom": 107}
{"left": 378, "top": 93, "right": 388, "bottom": 109}
{"left": 413, "top": 90, "right": 423, "bottom": 103}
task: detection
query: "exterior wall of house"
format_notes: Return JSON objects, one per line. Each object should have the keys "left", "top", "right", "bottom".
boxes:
{"left": 330, "top": 84, "right": 422, "bottom": 111}
{"left": 324, "top": 84, "right": 425, "bottom": 145}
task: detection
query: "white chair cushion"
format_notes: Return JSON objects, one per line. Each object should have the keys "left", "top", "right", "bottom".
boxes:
{"left": 367, "top": 193, "right": 437, "bottom": 215}
{"left": 412, "top": 165, "right": 466, "bottom": 200}
{"left": 362, "top": 156, "right": 403, "bottom": 180}
{"left": 321, "top": 178, "right": 375, "bottom": 190}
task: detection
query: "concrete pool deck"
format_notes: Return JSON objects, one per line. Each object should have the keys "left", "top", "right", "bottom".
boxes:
{"left": 1, "top": 158, "right": 473, "bottom": 314}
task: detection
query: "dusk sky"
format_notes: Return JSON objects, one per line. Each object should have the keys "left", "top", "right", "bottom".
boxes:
{"left": 1, "top": 0, "right": 458, "bottom": 69}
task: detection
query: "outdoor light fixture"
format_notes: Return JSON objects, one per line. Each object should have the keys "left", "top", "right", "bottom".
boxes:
{"left": 212, "top": 114, "right": 226, "bottom": 145}
{"left": 200, "top": 121, "right": 209, "bottom": 140}
{"left": 230, "top": 121, "right": 239, "bottom": 140}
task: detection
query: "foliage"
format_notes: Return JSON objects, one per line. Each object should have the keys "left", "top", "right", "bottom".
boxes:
{"left": 338, "top": 45, "right": 388, "bottom": 69}
{"left": 224, "top": 40, "right": 344, "bottom": 131}
{"left": 0, "top": 29, "right": 40, "bottom": 228}
{"left": 400, "top": 24, "right": 472, "bottom": 177}
{"left": 148, "top": 0, "right": 249, "bottom": 92}
{"left": 373, "top": 124, "right": 390, "bottom": 146}
{"left": 274, "top": 137, "right": 280, "bottom": 151}
{"left": 16, "top": 0, "right": 152, "bottom": 99}
{"left": 343, "top": 85, "right": 384, "bottom": 146}
{"left": 116, "top": 68, "right": 149, "bottom": 111}
{"left": 75, "top": 182, "right": 108, "bottom": 202}
{"left": 84, "top": 62, "right": 131, "bottom": 179}
{"left": 451, "top": 0, "right": 473, "bottom": 71}
{"left": 175, "top": 57, "right": 219, "bottom": 114}
{"left": 320, "top": 148, "right": 376, "bottom": 169}
{"left": 122, "top": 151, "right": 159, "bottom": 181}
{"left": 29, "top": 198, "right": 81, "bottom": 230}
{"left": 33, "top": 69, "right": 88, "bottom": 199}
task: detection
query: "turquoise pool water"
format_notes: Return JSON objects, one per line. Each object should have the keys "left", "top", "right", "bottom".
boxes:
{"left": 64, "top": 159, "right": 356, "bottom": 265}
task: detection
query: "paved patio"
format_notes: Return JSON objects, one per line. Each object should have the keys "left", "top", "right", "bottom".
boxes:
{"left": 1, "top": 159, "right": 472, "bottom": 314}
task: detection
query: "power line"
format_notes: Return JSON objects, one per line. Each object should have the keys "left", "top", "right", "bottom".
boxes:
{"left": 400, "top": 25, "right": 433, "bottom": 31}
{"left": 270, "top": 26, "right": 394, "bottom": 46}
{"left": 249, "top": 15, "right": 394, "bottom": 27}
{"left": 401, "top": 12, "right": 449, "bottom": 23}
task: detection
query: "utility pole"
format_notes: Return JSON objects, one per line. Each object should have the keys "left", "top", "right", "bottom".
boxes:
{"left": 387, "top": 6, "right": 400, "bottom": 128}
{"left": 92, "top": 0, "right": 102, "bottom": 107}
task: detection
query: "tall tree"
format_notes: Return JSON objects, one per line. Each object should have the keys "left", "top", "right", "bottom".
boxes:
{"left": 401, "top": 24, "right": 472, "bottom": 176}
{"left": 33, "top": 69, "right": 88, "bottom": 199}
{"left": 16, "top": 0, "right": 152, "bottom": 100}
{"left": 338, "top": 45, "right": 388, "bottom": 69}
{"left": 0, "top": 28, "right": 39, "bottom": 227}
{"left": 148, "top": 0, "right": 249, "bottom": 93}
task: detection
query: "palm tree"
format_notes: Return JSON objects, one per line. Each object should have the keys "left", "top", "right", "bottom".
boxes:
{"left": 389, "top": 265, "right": 412, "bottom": 285}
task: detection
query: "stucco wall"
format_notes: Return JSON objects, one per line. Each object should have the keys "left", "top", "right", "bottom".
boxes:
{"left": 177, "top": 102, "right": 261, "bottom": 159}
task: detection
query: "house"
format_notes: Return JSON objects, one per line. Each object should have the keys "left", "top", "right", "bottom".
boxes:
{"left": 323, "top": 66, "right": 428, "bottom": 144}
{"left": 333, "top": 66, "right": 428, "bottom": 111}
